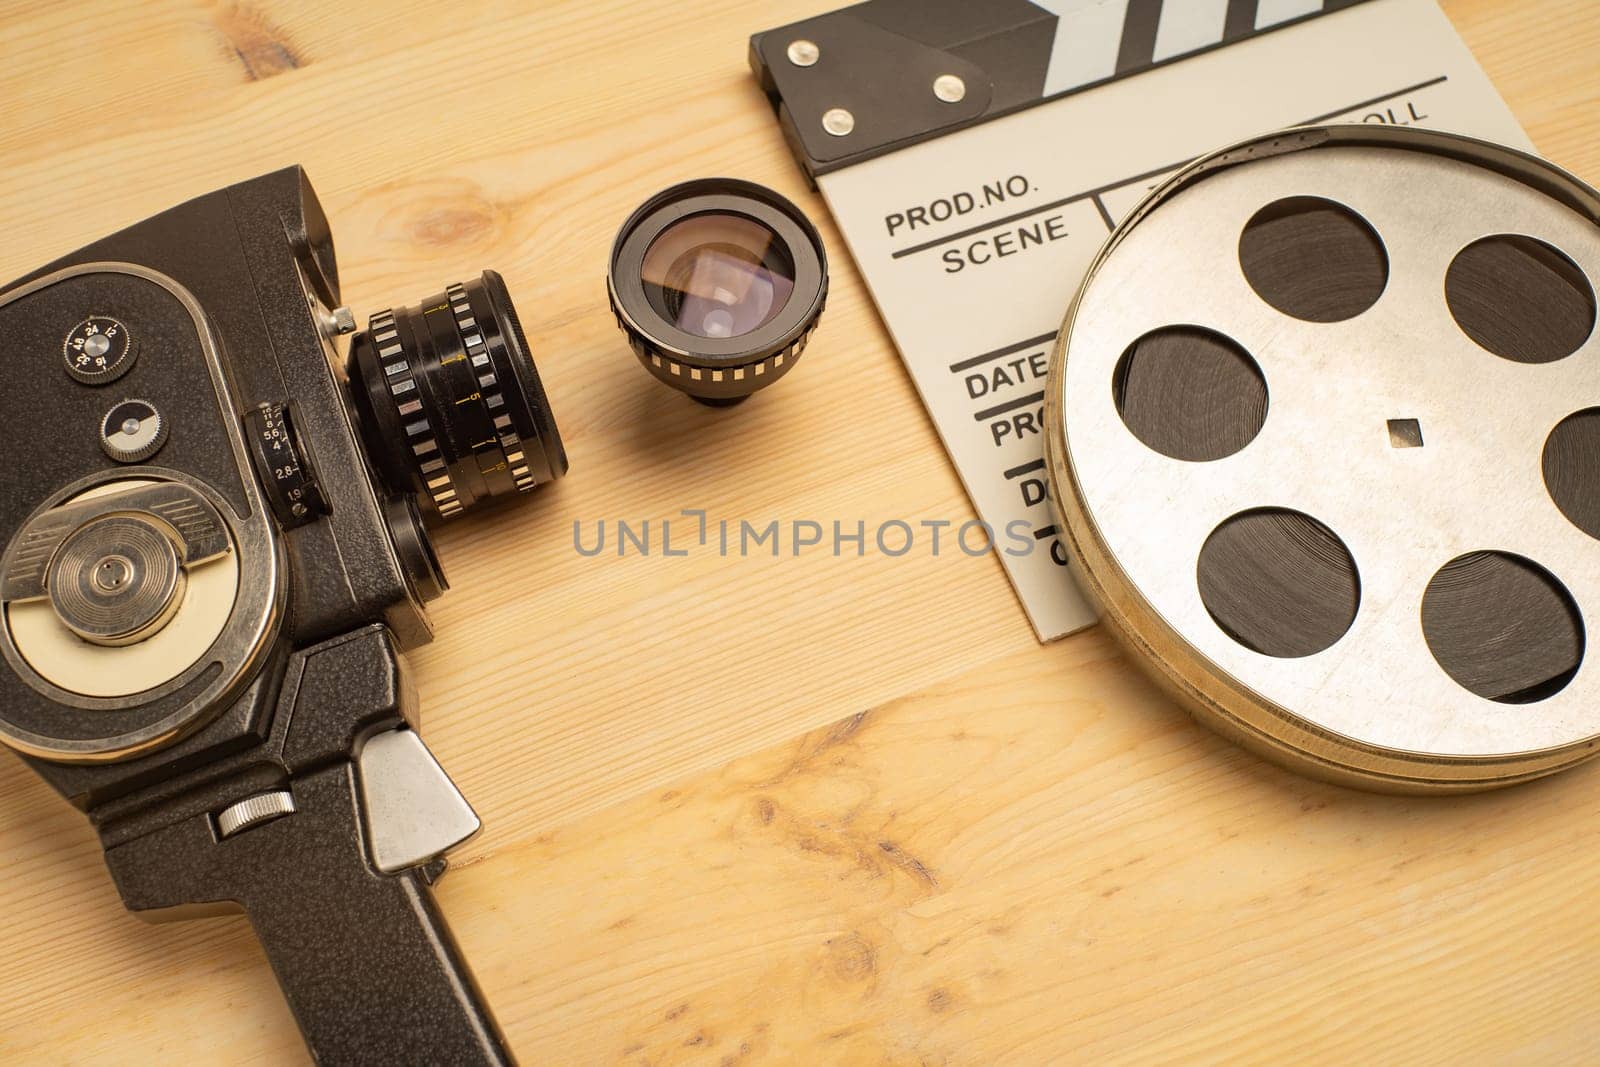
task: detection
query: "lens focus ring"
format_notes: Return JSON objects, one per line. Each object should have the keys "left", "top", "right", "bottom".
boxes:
{"left": 609, "top": 289, "right": 821, "bottom": 396}
{"left": 348, "top": 271, "right": 567, "bottom": 521}
{"left": 365, "top": 304, "right": 462, "bottom": 518}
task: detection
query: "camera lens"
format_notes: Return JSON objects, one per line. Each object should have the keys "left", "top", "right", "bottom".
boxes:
{"left": 609, "top": 179, "right": 826, "bottom": 404}
{"left": 347, "top": 270, "right": 567, "bottom": 521}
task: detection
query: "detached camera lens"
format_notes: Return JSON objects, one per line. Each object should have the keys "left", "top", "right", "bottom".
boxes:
{"left": 608, "top": 178, "right": 827, "bottom": 404}
{"left": 347, "top": 270, "right": 568, "bottom": 522}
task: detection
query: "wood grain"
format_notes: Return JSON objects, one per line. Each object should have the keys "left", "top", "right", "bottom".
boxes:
{"left": 0, "top": 0, "right": 1596, "bottom": 1063}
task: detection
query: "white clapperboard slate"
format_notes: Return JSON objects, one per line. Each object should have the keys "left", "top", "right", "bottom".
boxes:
{"left": 751, "top": 0, "right": 1530, "bottom": 641}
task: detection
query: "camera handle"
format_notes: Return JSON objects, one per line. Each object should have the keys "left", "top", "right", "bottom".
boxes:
{"left": 100, "top": 629, "right": 514, "bottom": 1066}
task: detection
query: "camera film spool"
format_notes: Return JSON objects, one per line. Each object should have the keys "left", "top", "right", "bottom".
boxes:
{"left": 1045, "top": 125, "right": 1600, "bottom": 792}
{"left": 47, "top": 515, "right": 186, "bottom": 645}
{"left": 3, "top": 479, "right": 239, "bottom": 701}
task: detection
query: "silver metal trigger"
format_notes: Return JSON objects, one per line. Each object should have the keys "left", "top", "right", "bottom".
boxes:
{"left": 355, "top": 728, "right": 481, "bottom": 874}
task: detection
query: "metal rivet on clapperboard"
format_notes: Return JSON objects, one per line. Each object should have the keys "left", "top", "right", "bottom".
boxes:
{"left": 933, "top": 74, "right": 966, "bottom": 103}
{"left": 822, "top": 108, "right": 854, "bottom": 136}
{"left": 787, "top": 39, "right": 819, "bottom": 67}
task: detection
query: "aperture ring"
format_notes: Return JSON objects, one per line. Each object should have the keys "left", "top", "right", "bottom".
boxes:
{"left": 446, "top": 283, "right": 535, "bottom": 495}
{"left": 611, "top": 281, "right": 823, "bottom": 402}
{"left": 370, "top": 308, "right": 462, "bottom": 518}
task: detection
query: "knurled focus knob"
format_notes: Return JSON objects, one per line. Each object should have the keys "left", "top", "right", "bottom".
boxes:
{"left": 99, "top": 399, "right": 167, "bottom": 463}
{"left": 65, "top": 316, "right": 138, "bottom": 385}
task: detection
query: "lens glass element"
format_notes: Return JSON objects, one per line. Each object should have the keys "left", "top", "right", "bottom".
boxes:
{"left": 641, "top": 213, "right": 795, "bottom": 339}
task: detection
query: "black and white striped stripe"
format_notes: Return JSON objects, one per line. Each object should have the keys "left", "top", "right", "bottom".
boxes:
{"left": 1033, "top": 0, "right": 1367, "bottom": 99}
{"left": 444, "top": 283, "right": 535, "bottom": 494}
{"left": 371, "top": 307, "right": 462, "bottom": 518}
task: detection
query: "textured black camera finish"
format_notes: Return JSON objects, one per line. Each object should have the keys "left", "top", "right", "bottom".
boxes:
{"left": 102, "top": 625, "right": 511, "bottom": 1065}
{"left": 0, "top": 272, "right": 260, "bottom": 751}
{"left": 2, "top": 169, "right": 438, "bottom": 801}
{"left": 0, "top": 168, "right": 513, "bottom": 1065}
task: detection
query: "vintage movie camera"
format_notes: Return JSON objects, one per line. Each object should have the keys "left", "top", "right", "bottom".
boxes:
{"left": 0, "top": 167, "right": 566, "bottom": 1064}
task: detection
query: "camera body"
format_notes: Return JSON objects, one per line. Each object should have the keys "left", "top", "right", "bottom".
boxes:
{"left": 0, "top": 167, "right": 552, "bottom": 1064}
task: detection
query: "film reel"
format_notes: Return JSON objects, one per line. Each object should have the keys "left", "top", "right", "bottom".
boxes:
{"left": 1045, "top": 125, "right": 1600, "bottom": 792}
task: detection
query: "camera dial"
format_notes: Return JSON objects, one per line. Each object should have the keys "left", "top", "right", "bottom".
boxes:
{"left": 244, "top": 402, "right": 327, "bottom": 528}
{"left": 63, "top": 315, "right": 137, "bottom": 385}
{"left": 99, "top": 398, "right": 168, "bottom": 463}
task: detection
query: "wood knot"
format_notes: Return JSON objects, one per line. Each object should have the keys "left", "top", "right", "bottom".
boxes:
{"left": 408, "top": 201, "right": 500, "bottom": 250}
{"left": 374, "top": 180, "right": 507, "bottom": 254}
{"left": 214, "top": 5, "right": 302, "bottom": 81}
{"left": 826, "top": 933, "right": 877, "bottom": 982}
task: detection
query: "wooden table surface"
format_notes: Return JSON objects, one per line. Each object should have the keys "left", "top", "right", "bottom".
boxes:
{"left": 1, "top": 1, "right": 1597, "bottom": 1063}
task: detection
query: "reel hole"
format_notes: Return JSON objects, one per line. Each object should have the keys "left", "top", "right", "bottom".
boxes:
{"left": 1197, "top": 508, "right": 1360, "bottom": 659}
{"left": 1422, "top": 551, "right": 1584, "bottom": 703}
{"left": 1387, "top": 418, "right": 1425, "bottom": 448}
{"left": 1446, "top": 235, "right": 1595, "bottom": 364}
{"left": 1113, "top": 326, "right": 1267, "bottom": 462}
{"left": 1239, "top": 196, "right": 1388, "bottom": 322}
{"left": 1544, "top": 408, "right": 1600, "bottom": 540}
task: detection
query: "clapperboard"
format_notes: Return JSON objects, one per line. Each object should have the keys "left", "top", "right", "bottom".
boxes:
{"left": 752, "top": 0, "right": 1530, "bottom": 640}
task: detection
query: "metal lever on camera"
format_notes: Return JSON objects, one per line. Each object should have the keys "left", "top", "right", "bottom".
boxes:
{"left": 100, "top": 627, "right": 515, "bottom": 1066}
